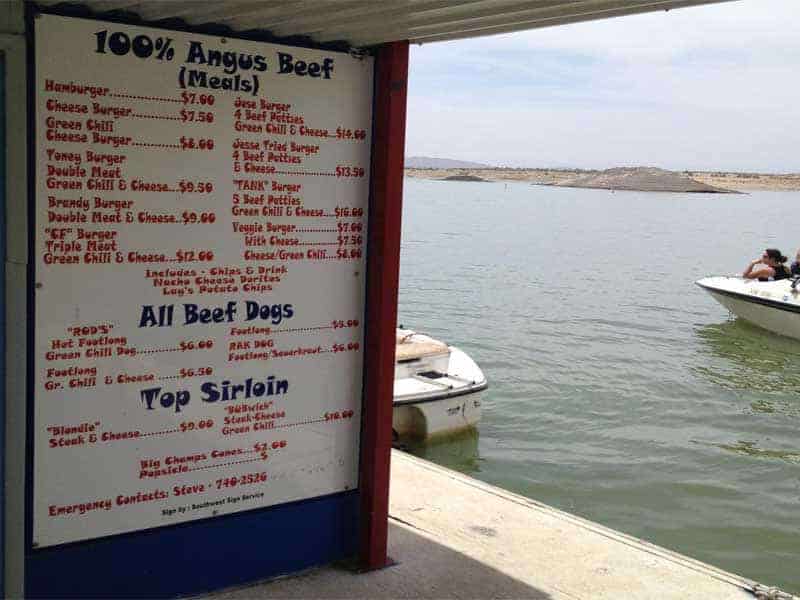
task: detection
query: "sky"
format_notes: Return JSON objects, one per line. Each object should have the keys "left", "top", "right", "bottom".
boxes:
{"left": 405, "top": 0, "right": 800, "bottom": 173}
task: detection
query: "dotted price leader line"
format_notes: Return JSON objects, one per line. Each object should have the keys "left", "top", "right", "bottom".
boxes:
{"left": 187, "top": 457, "right": 263, "bottom": 472}
{"left": 273, "top": 417, "right": 329, "bottom": 429}
{"left": 274, "top": 170, "right": 336, "bottom": 177}
{"left": 132, "top": 142, "right": 181, "bottom": 149}
{"left": 273, "top": 326, "right": 334, "bottom": 333}
{"left": 141, "top": 428, "right": 181, "bottom": 437}
{"left": 109, "top": 93, "right": 182, "bottom": 103}
{"left": 131, "top": 113, "right": 182, "bottom": 121}
{"left": 140, "top": 347, "right": 181, "bottom": 354}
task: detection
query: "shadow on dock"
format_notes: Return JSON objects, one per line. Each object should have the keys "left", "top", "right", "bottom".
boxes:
{"left": 211, "top": 451, "right": 758, "bottom": 600}
{"left": 212, "top": 521, "right": 552, "bottom": 599}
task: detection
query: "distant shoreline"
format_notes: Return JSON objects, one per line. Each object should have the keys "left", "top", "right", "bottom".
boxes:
{"left": 404, "top": 168, "right": 800, "bottom": 192}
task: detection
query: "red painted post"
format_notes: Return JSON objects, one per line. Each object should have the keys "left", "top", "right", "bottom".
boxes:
{"left": 359, "top": 40, "right": 409, "bottom": 571}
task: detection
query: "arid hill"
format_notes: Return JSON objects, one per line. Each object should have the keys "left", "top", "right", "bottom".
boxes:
{"left": 404, "top": 167, "right": 800, "bottom": 191}
{"left": 554, "top": 167, "right": 738, "bottom": 193}
{"left": 441, "top": 174, "right": 488, "bottom": 182}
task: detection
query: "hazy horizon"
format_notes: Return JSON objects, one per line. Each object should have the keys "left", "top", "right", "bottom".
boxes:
{"left": 406, "top": 0, "right": 800, "bottom": 174}
{"left": 404, "top": 155, "right": 798, "bottom": 174}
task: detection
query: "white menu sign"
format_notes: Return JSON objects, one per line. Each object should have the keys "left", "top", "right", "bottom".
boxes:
{"left": 34, "top": 13, "right": 372, "bottom": 547}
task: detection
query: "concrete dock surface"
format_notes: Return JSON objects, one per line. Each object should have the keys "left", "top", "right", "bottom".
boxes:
{"left": 210, "top": 450, "right": 790, "bottom": 599}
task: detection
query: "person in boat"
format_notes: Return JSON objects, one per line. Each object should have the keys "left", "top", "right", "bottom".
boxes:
{"left": 742, "top": 248, "right": 791, "bottom": 281}
{"left": 791, "top": 249, "right": 800, "bottom": 276}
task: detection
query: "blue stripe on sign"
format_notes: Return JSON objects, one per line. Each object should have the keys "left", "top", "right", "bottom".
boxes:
{"left": 26, "top": 490, "right": 359, "bottom": 598}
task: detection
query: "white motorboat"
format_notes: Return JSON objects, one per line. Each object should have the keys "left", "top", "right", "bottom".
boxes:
{"left": 696, "top": 276, "right": 800, "bottom": 340}
{"left": 393, "top": 329, "right": 487, "bottom": 440}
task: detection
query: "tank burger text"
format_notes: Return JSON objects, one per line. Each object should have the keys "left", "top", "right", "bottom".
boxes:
{"left": 93, "top": 31, "right": 336, "bottom": 96}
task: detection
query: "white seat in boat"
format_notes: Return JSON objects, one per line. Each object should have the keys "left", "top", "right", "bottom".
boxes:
{"left": 395, "top": 331, "right": 449, "bottom": 361}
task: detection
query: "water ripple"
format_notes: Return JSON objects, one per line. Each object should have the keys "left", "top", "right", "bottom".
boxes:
{"left": 399, "top": 180, "right": 800, "bottom": 593}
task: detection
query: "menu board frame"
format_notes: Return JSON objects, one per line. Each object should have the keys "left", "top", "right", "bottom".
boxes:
{"left": 21, "top": 5, "right": 401, "bottom": 598}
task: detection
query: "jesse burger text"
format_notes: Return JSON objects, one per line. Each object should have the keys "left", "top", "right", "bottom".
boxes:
{"left": 49, "top": 489, "right": 169, "bottom": 516}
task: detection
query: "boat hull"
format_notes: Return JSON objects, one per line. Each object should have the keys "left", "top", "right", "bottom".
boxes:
{"left": 393, "top": 388, "right": 484, "bottom": 440}
{"left": 697, "top": 276, "right": 800, "bottom": 340}
{"left": 393, "top": 341, "right": 487, "bottom": 440}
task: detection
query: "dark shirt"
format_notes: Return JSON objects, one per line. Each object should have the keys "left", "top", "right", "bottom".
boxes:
{"left": 773, "top": 264, "right": 791, "bottom": 280}
{"left": 757, "top": 264, "right": 791, "bottom": 282}
{"left": 792, "top": 261, "right": 800, "bottom": 276}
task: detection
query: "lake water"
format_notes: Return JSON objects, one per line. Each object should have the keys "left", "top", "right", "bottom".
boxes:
{"left": 397, "top": 178, "right": 800, "bottom": 593}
